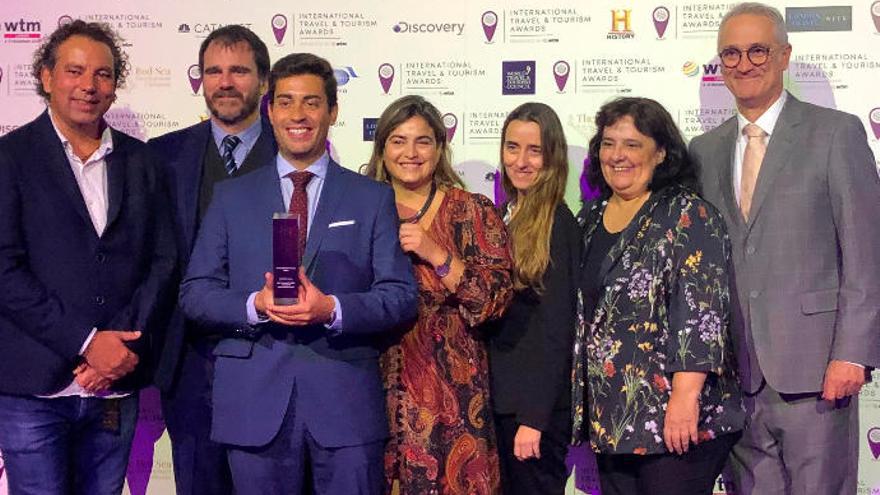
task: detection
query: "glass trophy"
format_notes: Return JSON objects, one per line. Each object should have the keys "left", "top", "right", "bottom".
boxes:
{"left": 272, "top": 212, "right": 300, "bottom": 305}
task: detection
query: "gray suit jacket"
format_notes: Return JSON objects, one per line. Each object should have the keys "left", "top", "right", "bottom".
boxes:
{"left": 690, "top": 94, "right": 880, "bottom": 394}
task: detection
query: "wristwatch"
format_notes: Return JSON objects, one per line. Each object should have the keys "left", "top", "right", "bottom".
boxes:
{"left": 434, "top": 252, "right": 453, "bottom": 278}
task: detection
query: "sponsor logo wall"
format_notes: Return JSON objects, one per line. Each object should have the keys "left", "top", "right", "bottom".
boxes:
{"left": 1, "top": 1, "right": 878, "bottom": 494}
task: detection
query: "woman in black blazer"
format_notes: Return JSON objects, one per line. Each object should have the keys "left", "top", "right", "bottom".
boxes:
{"left": 486, "top": 102, "right": 580, "bottom": 495}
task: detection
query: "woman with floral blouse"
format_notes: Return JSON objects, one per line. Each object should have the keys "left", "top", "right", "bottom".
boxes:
{"left": 572, "top": 97, "right": 745, "bottom": 495}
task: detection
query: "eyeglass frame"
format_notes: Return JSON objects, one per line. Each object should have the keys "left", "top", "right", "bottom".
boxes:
{"left": 717, "top": 44, "right": 788, "bottom": 69}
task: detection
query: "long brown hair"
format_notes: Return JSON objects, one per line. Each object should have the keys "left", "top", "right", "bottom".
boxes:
{"left": 364, "top": 95, "right": 464, "bottom": 190}
{"left": 500, "top": 102, "right": 568, "bottom": 293}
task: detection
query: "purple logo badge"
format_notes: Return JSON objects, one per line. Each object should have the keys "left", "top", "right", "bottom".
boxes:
{"left": 870, "top": 108, "right": 880, "bottom": 139}
{"left": 271, "top": 14, "right": 288, "bottom": 44}
{"left": 58, "top": 15, "right": 74, "bottom": 27}
{"left": 502, "top": 61, "right": 536, "bottom": 95}
{"left": 553, "top": 61, "right": 570, "bottom": 92}
{"left": 442, "top": 113, "right": 458, "bottom": 142}
{"left": 481, "top": 11, "right": 498, "bottom": 42}
{"left": 653, "top": 7, "right": 670, "bottom": 38}
{"left": 378, "top": 63, "right": 395, "bottom": 94}
{"left": 873, "top": 1, "right": 880, "bottom": 33}
{"left": 868, "top": 426, "right": 880, "bottom": 459}
{"left": 187, "top": 64, "right": 202, "bottom": 94}
{"left": 363, "top": 118, "right": 379, "bottom": 141}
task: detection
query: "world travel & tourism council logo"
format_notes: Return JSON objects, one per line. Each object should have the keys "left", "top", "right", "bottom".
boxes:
{"left": 501, "top": 61, "right": 535, "bottom": 95}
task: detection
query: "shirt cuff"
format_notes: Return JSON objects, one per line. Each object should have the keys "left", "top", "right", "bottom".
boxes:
{"left": 325, "top": 296, "right": 342, "bottom": 335}
{"left": 79, "top": 327, "right": 98, "bottom": 355}
{"left": 842, "top": 361, "right": 865, "bottom": 369}
{"left": 246, "top": 292, "right": 269, "bottom": 325}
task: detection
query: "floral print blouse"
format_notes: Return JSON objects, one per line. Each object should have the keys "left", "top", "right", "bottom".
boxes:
{"left": 572, "top": 185, "right": 745, "bottom": 455}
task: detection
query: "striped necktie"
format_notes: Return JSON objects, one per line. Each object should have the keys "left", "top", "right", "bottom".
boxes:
{"left": 221, "top": 135, "right": 241, "bottom": 175}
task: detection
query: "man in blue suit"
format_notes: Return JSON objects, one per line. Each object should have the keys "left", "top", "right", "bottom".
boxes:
{"left": 180, "top": 53, "right": 417, "bottom": 494}
{"left": 148, "top": 25, "right": 275, "bottom": 495}
{"left": 0, "top": 21, "right": 176, "bottom": 494}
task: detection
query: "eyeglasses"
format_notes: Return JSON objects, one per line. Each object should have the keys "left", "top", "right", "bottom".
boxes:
{"left": 718, "top": 45, "right": 781, "bottom": 69}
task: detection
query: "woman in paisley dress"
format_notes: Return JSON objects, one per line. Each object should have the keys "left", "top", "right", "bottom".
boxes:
{"left": 572, "top": 97, "right": 745, "bottom": 495}
{"left": 365, "top": 95, "right": 513, "bottom": 495}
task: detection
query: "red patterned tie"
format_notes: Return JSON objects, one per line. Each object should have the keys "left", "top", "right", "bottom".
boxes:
{"left": 288, "top": 171, "right": 314, "bottom": 258}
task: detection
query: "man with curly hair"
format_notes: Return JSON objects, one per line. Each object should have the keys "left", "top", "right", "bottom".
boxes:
{"left": 0, "top": 20, "right": 176, "bottom": 495}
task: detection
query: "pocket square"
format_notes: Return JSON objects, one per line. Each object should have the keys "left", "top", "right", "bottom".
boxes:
{"left": 328, "top": 220, "right": 355, "bottom": 228}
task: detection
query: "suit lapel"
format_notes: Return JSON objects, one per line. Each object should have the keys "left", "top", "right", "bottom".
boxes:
{"left": 34, "top": 112, "right": 95, "bottom": 233}
{"left": 745, "top": 97, "right": 802, "bottom": 232}
{"left": 716, "top": 119, "right": 746, "bottom": 234}
{"left": 239, "top": 118, "right": 277, "bottom": 174}
{"left": 303, "top": 160, "right": 344, "bottom": 275}
{"left": 104, "top": 130, "right": 126, "bottom": 232}
{"left": 177, "top": 122, "right": 212, "bottom": 249}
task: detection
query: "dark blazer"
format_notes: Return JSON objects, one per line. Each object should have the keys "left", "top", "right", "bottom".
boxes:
{"left": 0, "top": 111, "right": 177, "bottom": 395}
{"left": 180, "top": 161, "right": 418, "bottom": 448}
{"left": 487, "top": 204, "right": 579, "bottom": 432}
{"left": 691, "top": 95, "right": 880, "bottom": 394}
{"left": 148, "top": 118, "right": 276, "bottom": 391}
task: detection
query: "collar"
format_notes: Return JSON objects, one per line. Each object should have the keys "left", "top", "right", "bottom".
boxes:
{"left": 276, "top": 151, "right": 330, "bottom": 181}
{"left": 48, "top": 108, "right": 114, "bottom": 162}
{"left": 736, "top": 90, "right": 787, "bottom": 138}
{"left": 210, "top": 117, "right": 262, "bottom": 147}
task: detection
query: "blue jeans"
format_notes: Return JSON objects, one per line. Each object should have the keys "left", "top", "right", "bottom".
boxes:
{"left": 0, "top": 393, "right": 138, "bottom": 495}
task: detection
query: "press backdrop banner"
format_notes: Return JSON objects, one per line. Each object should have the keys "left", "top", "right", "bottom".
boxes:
{"left": 1, "top": 1, "right": 879, "bottom": 494}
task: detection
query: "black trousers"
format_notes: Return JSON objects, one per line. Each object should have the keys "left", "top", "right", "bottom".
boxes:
{"left": 161, "top": 343, "right": 234, "bottom": 495}
{"left": 596, "top": 431, "right": 740, "bottom": 495}
{"left": 494, "top": 409, "right": 571, "bottom": 495}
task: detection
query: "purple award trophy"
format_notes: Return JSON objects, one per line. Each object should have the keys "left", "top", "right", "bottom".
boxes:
{"left": 273, "top": 212, "right": 300, "bottom": 305}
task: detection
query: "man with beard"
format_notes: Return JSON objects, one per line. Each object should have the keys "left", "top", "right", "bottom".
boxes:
{"left": 149, "top": 25, "right": 275, "bottom": 495}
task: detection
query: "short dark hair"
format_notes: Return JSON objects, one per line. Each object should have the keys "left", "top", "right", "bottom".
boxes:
{"left": 32, "top": 20, "right": 128, "bottom": 101}
{"left": 198, "top": 25, "right": 270, "bottom": 81}
{"left": 586, "top": 97, "right": 699, "bottom": 199}
{"left": 268, "top": 53, "right": 337, "bottom": 109}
